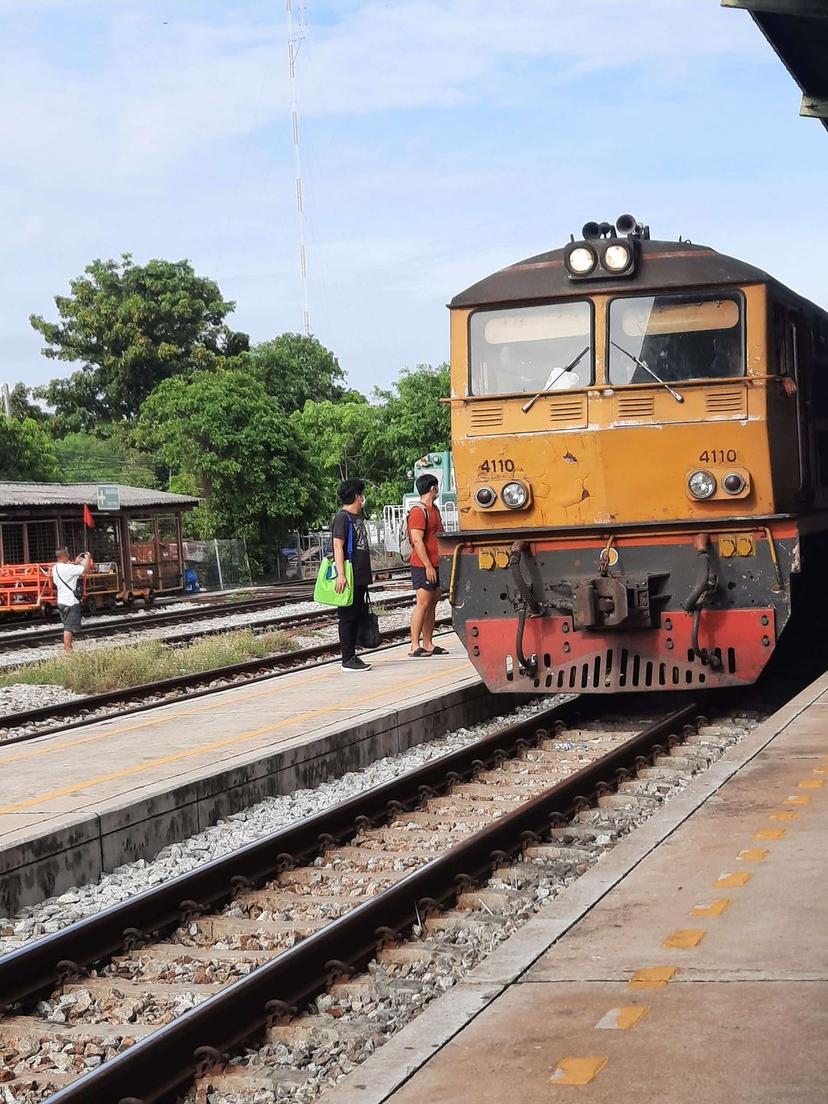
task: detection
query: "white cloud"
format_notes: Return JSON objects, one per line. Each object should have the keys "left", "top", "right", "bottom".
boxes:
{"left": 0, "top": 1, "right": 770, "bottom": 182}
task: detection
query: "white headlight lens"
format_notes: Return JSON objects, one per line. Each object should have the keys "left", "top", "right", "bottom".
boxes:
{"left": 688, "top": 470, "right": 716, "bottom": 499}
{"left": 604, "top": 243, "right": 632, "bottom": 271}
{"left": 501, "top": 482, "right": 528, "bottom": 509}
{"left": 567, "top": 246, "right": 596, "bottom": 275}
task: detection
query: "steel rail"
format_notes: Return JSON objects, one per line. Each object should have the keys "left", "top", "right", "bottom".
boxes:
{"left": 0, "top": 575, "right": 410, "bottom": 644}
{"left": 157, "top": 594, "right": 416, "bottom": 649}
{"left": 0, "top": 694, "right": 571, "bottom": 1005}
{"left": 0, "top": 617, "right": 451, "bottom": 749}
{"left": 3, "top": 701, "right": 700, "bottom": 1104}
{"left": 0, "top": 595, "right": 309, "bottom": 651}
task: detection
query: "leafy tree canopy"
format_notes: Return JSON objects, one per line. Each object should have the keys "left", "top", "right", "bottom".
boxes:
{"left": 51, "top": 428, "right": 159, "bottom": 488}
{"left": 9, "top": 384, "right": 49, "bottom": 423}
{"left": 0, "top": 418, "right": 58, "bottom": 480}
{"left": 31, "top": 255, "right": 249, "bottom": 433}
{"left": 135, "top": 369, "right": 322, "bottom": 567}
{"left": 373, "top": 363, "right": 451, "bottom": 502}
{"left": 248, "top": 333, "right": 347, "bottom": 413}
{"left": 292, "top": 364, "right": 451, "bottom": 522}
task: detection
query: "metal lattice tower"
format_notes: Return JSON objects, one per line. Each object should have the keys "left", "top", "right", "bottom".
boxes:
{"left": 286, "top": 0, "right": 310, "bottom": 336}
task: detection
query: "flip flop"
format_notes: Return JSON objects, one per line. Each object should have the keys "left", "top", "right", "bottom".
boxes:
{"left": 424, "top": 646, "right": 449, "bottom": 656}
{"left": 408, "top": 647, "right": 431, "bottom": 657}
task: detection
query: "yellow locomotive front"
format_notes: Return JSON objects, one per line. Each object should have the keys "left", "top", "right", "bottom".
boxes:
{"left": 440, "top": 216, "right": 828, "bottom": 693}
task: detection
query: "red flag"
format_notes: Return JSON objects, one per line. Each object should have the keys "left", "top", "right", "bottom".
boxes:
{"left": 83, "top": 504, "right": 95, "bottom": 529}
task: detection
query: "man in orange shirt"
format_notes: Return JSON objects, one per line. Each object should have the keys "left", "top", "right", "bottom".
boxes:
{"left": 408, "top": 473, "right": 448, "bottom": 657}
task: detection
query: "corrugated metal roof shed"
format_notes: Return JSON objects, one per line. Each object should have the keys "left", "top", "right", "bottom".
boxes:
{"left": 0, "top": 483, "right": 199, "bottom": 508}
{"left": 723, "top": 0, "right": 828, "bottom": 132}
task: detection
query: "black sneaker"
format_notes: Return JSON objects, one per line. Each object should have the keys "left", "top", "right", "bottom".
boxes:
{"left": 341, "top": 656, "right": 372, "bottom": 672}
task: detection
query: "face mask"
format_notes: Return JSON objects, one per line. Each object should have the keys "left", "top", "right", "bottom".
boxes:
{"left": 361, "top": 496, "right": 368, "bottom": 510}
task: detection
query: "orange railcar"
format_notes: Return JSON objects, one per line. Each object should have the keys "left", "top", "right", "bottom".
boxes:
{"left": 0, "top": 562, "right": 120, "bottom": 618}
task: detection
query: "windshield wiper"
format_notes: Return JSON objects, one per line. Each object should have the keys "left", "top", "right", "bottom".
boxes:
{"left": 610, "top": 340, "right": 684, "bottom": 403}
{"left": 521, "top": 346, "right": 590, "bottom": 413}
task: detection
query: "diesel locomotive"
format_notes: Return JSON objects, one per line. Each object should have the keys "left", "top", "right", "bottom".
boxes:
{"left": 439, "top": 215, "right": 828, "bottom": 693}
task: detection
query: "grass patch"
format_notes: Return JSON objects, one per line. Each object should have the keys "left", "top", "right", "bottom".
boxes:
{"left": 224, "top": 590, "right": 257, "bottom": 604}
{"left": 0, "top": 629, "right": 300, "bottom": 696}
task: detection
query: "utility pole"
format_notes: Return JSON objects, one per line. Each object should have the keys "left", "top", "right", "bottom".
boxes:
{"left": 286, "top": 0, "right": 311, "bottom": 337}
{"left": 1, "top": 384, "right": 11, "bottom": 419}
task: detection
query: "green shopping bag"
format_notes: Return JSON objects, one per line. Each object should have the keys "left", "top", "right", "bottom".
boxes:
{"left": 314, "top": 556, "right": 353, "bottom": 606}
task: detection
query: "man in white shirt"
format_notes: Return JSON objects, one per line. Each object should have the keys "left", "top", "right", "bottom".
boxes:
{"left": 52, "top": 547, "right": 92, "bottom": 654}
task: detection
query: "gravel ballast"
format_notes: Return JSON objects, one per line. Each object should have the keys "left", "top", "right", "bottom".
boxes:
{"left": 0, "top": 696, "right": 556, "bottom": 954}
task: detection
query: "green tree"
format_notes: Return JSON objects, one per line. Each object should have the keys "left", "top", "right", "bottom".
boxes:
{"left": 31, "top": 255, "right": 249, "bottom": 432}
{"left": 292, "top": 364, "right": 451, "bottom": 518}
{"left": 0, "top": 418, "right": 58, "bottom": 480}
{"left": 291, "top": 394, "right": 384, "bottom": 523}
{"left": 373, "top": 363, "right": 451, "bottom": 504}
{"left": 8, "top": 384, "right": 49, "bottom": 423}
{"left": 248, "top": 333, "right": 346, "bottom": 413}
{"left": 136, "top": 369, "right": 321, "bottom": 567}
{"left": 51, "top": 429, "right": 159, "bottom": 487}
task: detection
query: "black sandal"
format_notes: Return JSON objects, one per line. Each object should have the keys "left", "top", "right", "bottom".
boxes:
{"left": 408, "top": 647, "right": 432, "bottom": 657}
{"left": 426, "top": 645, "right": 449, "bottom": 655}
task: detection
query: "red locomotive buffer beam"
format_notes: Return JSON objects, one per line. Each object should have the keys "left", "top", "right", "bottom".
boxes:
{"left": 467, "top": 608, "right": 776, "bottom": 693}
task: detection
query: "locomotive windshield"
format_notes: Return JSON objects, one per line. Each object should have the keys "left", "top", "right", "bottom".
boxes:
{"left": 470, "top": 301, "right": 593, "bottom": 395}
{"left": 608, "top": 292, "right": 743, "bottom": 385}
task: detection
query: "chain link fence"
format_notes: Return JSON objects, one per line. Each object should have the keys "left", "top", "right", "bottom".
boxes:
{"left": 182, "top": 539, "right": 253, "bottom": 592}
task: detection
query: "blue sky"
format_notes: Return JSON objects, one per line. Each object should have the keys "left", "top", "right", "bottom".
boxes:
{"left": 3, "top": 0, "right": 828, "bottom": 398}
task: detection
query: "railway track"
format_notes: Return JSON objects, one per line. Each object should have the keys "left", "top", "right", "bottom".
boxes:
{"left": 0, "top": 582, "right": 407, "bottom": 654}
{"left": 0, "top": 697, "right": 756, "bottom": 1103}
{"left": 0, "top": 611, "right": 447, "bottom": 749}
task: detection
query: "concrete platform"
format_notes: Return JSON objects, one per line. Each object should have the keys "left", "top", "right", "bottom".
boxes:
{"left": 326, "top": 671, "right": 828, "bottom": 1104}
{"left": 0, "top": 635, "right": 511, "bottom": 914}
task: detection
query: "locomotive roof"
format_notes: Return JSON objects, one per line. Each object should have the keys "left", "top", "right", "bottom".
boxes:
{"left": 450, "top": 239, "right": 775, "bottom": 309}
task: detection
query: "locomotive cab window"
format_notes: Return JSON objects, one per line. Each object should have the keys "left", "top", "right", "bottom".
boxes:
{"left": 470, "top": 301, "right": 593, "bottom": 396}
{"left": 608, "top": 293, "right": 743, "bottom": 386}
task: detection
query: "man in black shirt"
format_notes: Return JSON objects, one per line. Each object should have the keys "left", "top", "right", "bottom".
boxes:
{"left": 332, "top": 478, "right": 373, "bottom": 672}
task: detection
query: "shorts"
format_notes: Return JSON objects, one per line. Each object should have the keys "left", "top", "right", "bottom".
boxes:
{"left": 411, "top": 566, "right": 439, "bottom": 593}
{"left": 58, "top": 604, "right": 82, "bottom": 634}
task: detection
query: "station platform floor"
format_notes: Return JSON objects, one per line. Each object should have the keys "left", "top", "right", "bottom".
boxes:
{"left": 0, "top": 634, "right": 493, "bottom": 914}
{"left": 331, "top": 670, "right": 828, "bottom": 1104}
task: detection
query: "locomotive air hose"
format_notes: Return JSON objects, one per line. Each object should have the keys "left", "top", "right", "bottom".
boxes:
{"left": 515, "top": 605, "right": 538, "bottom": 678}
{"left": 509, "top": 540, "right": 541, "bottom": 615}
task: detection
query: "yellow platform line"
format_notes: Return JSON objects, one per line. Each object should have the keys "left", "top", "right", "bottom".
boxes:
{"left": 0, "top": 667, "right": 335, "bottom": 766}
{"left": 0, "top": 664, "right": 468, "bottom": 817}
{"left": 1, "top": 646, "right": 466, "bottom": 767}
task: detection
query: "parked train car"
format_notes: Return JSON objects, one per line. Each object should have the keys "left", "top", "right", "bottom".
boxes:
{"left": 439, "top": 215, "right": 828, "bottom": 693}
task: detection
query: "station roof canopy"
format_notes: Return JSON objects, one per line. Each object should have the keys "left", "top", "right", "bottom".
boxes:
{"left": 723, "top": 0, "right": 828, "bottom": 131}
{"left": 0, "top": 483, "right": 199, "bottom": 509}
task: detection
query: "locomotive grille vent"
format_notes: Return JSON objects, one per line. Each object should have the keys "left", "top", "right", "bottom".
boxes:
{"left": 705, "top": 389, "right": 745, "bottom": 416}
{"left": 522, "top": 646, "right": 738, "bottom": 693}
{"left": 469, "top": 404, "right": 504, "bottom": 430}
{"left": 616, "top": 394, "right": 655, "bottom": 419}
{"left": 548, "top": 395, "right": 587, "bottom": 424}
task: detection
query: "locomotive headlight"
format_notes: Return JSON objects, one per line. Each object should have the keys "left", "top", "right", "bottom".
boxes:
{"left": 603, "top": 243, "right": 632, "bottom": 272}
{"left": 566, "top": 246, "right": 597, "bottom": 276}
{"left": 723, "top": 473, "right": 745, "bottom": 494}
{"left": 475, "top": 486, "right": 496, "bottom": 508}
{"left": 501, "top": 481, "right": 529, "bottom": 509}
{"left": 688, "top": 470, "right": 717, "bottom": 500}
